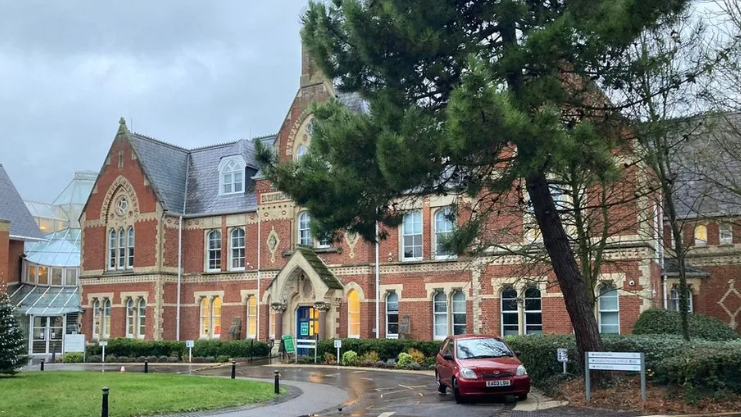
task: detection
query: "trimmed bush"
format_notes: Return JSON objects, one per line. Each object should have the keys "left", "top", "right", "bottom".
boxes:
{"left": 656, "top": 344, "right": 741, "bottom": 395}
{"left": 63, "top": 353, "right": 83, "bottom": 363}
{"left": 633, "top": 309, "right": 740, "bottom": 341}
{"left": 317, "top": 339, "right": 441, "bottom": 361}
{"left": 407, "top": 348, "right": 425, "bottom": 365}
{"left": 323, "top": 353, "right": 336, "bottom": 365}
{"left": 216, "top": 355, "right": 229, "bottom": 363}
{"left": 360, "top": 351, "right": 380, "bottom": 363}
{"left": 84, "top": 338, "right": 270, "bottom": 360}
{"left": 396, "top": 352, "right": 414, "bottom": 368}
{"left": 341, "top": 351, "right": 359, "bottom": 366}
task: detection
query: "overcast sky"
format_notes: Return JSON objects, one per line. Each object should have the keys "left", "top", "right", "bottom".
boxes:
{"left": 0, "top": 1, "right": 310, "bottom": 202}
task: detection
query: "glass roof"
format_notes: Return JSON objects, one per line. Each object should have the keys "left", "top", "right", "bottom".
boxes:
{"left": 9, "top": 284, "right": 81, "bottom": 315}
{"left": 24, "top": 201, "right": 65, "bottom": 220}
{"left": 24, "top": 228, "right": 81, "bottom": 267}
{"left": 52, "top": 171, "right": 95, "bottom": 206}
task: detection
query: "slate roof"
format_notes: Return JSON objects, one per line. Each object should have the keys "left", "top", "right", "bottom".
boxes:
{"left": 127, "top": 130, "right": 277, "bottom": 216}
{"left": 0, "top": 164, "right": 45, "bottom": 240}
{"left": 295, "top": 246, "right": 343, "bottom": 290}
{"left": 662, "top": 258, "right": 710, "bottom": 278}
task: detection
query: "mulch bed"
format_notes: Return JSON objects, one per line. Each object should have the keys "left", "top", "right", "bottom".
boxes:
{"left": 554, "top": 376, "right": 741, "bottom": 414}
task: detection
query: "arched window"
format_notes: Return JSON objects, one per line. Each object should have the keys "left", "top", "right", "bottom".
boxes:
{"left": 670, "top": 287, "right": 694, "bottom": 313}
{"left": 200, "top": 298, "right": 211, "bottom": 338}
{"left": 231, "top": 228, "right": 246, "bottom": 270}
{"left": 433, "top": 291, "right": 448, "bottom": 340}
{"left": 117, "top": 228, "right": 126, "bottom": 269}
{"left": 137, "top": 299, "right": 146, "bottom": 338}
{"left": 207, "top": 230, "right": 222, "bottom": 272}
{"left": 524, "top": 286, "right": 543, "bottom": 334}
{"left": 221, "top": 159, "right": 244, "bottom": 195}
{"left": 348, "top": 290, "right": 360, "bottom": 338}
{"left": 386, "top": 292, "right": 399, "bottom": 338}
{"left": 212, "top": 297, "right": 222, "bottom": 338}
{"left": 598, "top": 284, "right": 619, "bottom": 334}
{"left": 127, "top": 226, "right": 135, "bottom": 269}
{"left": 694, "top": 225, "right": 707, "bottom": 246}
{"left": 501, "top": 288, "right": 519, "bottom": 336}
{"left": 268, "top": 296, "right": 276, "bottom": 339}
{"left": 246, "top": 296, "right": 257, "bottom": 339}
{"left": 126, "top": 298, "right": 135, "bottom": 337}
{"left": 435, "top": 208, "right": 456, "bottom": 259}
{"left": 108, "top": 230, "right": 116, "bottom": 270}
{"left": 298, "top": 212, "right": 312, "bottom": 246}
{"left": 402, "top": 211, "right": 423, "bottom": 261}
{"left": 452, "top": 291, "right": 466, "bottom": 335}
{"left": 296, "top": 145, "right": 308, "bottom": 160}
{"left": 103, "top": 298, "right": 111, "bottom": 339}
{"left": 93, "top": 299, "right": 101, "bottom": 338}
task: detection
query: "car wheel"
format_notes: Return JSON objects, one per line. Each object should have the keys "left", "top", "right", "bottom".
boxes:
{"left": 517, "top": 393, "right": 528, "bottom": 401}
{"left": 452, "top": 378, "right": 464, "bottom": 404}
{"left": 436, "top": 371, "right": 447, "bottom": 394}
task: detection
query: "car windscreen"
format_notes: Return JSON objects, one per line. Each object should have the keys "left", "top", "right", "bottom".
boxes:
{"left": 456, "top": 338, "right": 513, "bottom": 359}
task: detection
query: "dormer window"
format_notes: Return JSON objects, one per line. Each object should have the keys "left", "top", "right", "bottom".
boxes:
{"left": 218, "top": 156, "right": 247, "bottom": 196}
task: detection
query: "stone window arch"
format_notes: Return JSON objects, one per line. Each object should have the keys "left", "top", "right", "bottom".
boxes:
{"left": 347, "top": 289, "right": 360, "bottom": 338}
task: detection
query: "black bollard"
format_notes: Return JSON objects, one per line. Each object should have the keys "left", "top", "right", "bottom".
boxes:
{"left": 144, "top": 360, "right": 148, "bottom": 373}
{"left": 40, "top": 359, "right": 44, "bottom": 371}
{"left": 231, "top": 360, "right": 236, "bottom": 379}
{"left": 101, "top": 387, "right": 109, "bottom": 417}
{"left": 274, "top": 370, "right": 280, "bottom": 394}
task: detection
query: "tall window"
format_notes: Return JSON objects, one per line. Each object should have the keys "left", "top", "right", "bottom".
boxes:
{"left": 126, "top": 299, "right": 135, "bottom": 337}
{"left": 231, "top": 228, "right": 246, "bottom": 270}
{"left": 246, "top": 296, "right": 257, "bottom": 339}
{"left": 221, "top": 160, "right": 244, "bottom": 195}
{"left": 118, "top": 228, "right": 126, "bottom": 268}
{"left": 670, "top": 287, "right": 694, "bottom": 313}
{"left": 386, "top": 292, "right": 399, "bottom": 338}
{"left": 103, "top": 298, "right": 111, "bottom": 339}
{"left": 694, "top": 225, "right": 707, "bottom": 246}
{"left": 524, "top": 286, "right": 543, "bottom": 334}
{"left": 501, "top": 288, "right": 519, "bottom": 336}
{"left": 127, "top": 226, "right": 135, "bottom": 268}
{"left": 402, "top": 211, "right": 422, "bottom": 261}
{"left": 598, "top": 284, "right": 620, "bottom": 334}
{"left": 125, "top": 298, "right": 146, "bottom": 339}
{"left": 268, "top": 297, "right": 276, "bottom": 339}
{"left": 200, "top": 296, "right": 222, "bottom": 338}
{"left": 435, "top": 208, "right": 455, "bottom": 259}
{"left": 348, "top": 290, "right": 360, "bottom": 338}
{"left": 433, "top": 291, "right": 448, "bottom": 340}
{"left": 298, "top": 212, "right": 312, "bottom": 246}
{"left": 207, "top": 230, "right": 222, "bottom": 272}
{"left": 452, "top": 291, "right": 466, "bottom": 335}
{"left": 720, "top": 222, "right": 733, "bottom": 244}
{"left": 92, "top": 299, "right": 101, "bottom": 339}
{"left": 137, "top": 299, "right": 146, "bottom": 338}
{"left": 296, "top": 145, "right": 308, "bottom": 160}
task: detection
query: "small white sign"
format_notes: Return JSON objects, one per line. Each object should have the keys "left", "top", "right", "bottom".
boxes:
{"left": 334, "top": 339, "right": 342, "bottom": 349}
{"left": 64, "top": 334, "right": 86, "bottom": 353}
{"left": 557, "top": 348, "right": 568, "bottom": 362}
{"left": 99, "top": 341, "right": 108, "bottom": 347}
{"left": 186, "top": 340, "right": 194, "bottom": 348}
{"left": 588, "top": 363, "right": 642, "bottom": 372}
{"left": 587, "top": 352, "right": 641, "bottom": 359}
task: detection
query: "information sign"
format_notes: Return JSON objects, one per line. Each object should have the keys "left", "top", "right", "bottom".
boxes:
{"left": 64, "top": 334, "right": 85, "bottom": 353}
{"left": 282, "top": 335, "right": 295, "bottom": 354}
{"left": 585, "top": 352, "right": 646, "bottom": 401}
{"left": 185, "top": 340, "right": 194, "bottom": 348}
{"left": 334, "top": 339, "right": 342, "bottom": 366}
{"left": 300, "top": 322, "right": 309, "bottom": 336}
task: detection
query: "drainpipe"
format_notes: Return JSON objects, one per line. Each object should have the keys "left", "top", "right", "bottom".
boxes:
{"left": 375, "top": 221, "right": 380, "bottom": 339}
{"left": 256, "top": 208, "right": 261, "bottom": 341}
{"left": 663, "top": 275, "right": 668, "bottom": 309}
{"left": 176, "top": 215, "right": 183, "bottom": 340}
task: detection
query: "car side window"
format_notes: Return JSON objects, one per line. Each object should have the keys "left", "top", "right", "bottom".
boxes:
{"left": 440, "top": 339, "right": 449, "bottom": 354}
{"left": 445, "top": 340, "right": 455, "bottom": 357}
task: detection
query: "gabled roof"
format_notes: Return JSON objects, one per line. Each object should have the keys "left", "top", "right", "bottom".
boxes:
{"left": 129, "top": 133, "right": 190, "bottom": 213}
{"left": 0, "top": 164, "right": 45, "bottom": 241}
{"left": 295, "top": 246, "right": 343, "bottom": 290}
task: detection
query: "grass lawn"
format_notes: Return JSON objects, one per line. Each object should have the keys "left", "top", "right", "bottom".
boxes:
{"left": 0, "top": 371, "right": 283, "bottom": 417}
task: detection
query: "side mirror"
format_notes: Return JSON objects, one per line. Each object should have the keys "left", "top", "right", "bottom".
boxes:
{"left": 513, "top": 351, "right": 522, "bottom": 357}
{"left": 443, "top": 353, "right": 454, "bottom": 361}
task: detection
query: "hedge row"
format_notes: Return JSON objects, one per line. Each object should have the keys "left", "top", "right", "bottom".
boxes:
{"left": 632, "top": 309, "right": 740, "bottom": 341}
{"left": 85, "top": 338, "right": 270, "bottom": 359}
{"left": 316, "top": 338, "right": 442, "bottom": 361}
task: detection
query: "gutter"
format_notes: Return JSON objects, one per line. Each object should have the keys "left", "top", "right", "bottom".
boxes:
{"left": 375, "top": 221, "right": 380, "bottom": 339}
{"left": 177, "top": 154, "right": 191, "bottom": 341}
{"left": 257, "top": 208, "right": 261, "bottom": 341}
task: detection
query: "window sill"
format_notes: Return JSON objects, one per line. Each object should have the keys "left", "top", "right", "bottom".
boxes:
{"left": 103, "top": 270, "right": 134, "bottom": 277}
{"left": 434, "top": 255, "right": 458, "bottom": 261}
{"left": 386, "top": 334, "right": 399, "bottom": 340}
{"left": 401, "top": 258, "right": 424, "bottom": 263}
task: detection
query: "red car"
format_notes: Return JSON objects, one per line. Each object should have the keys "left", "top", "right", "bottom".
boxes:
{"left": 435, "top": 334, "right": 530, "bottom": 403}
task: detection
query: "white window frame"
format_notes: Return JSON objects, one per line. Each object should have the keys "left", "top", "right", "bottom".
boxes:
{"left": 669, "top": 287, "right": 694, "bottom": 313}
{"left": 386, "top": 292, "right": 399, "bottom": 339}
{"left": 200, "top": 298, "right": 211, "bottom": 339}
{"left": 348, "top": 290, "right": 361, "bottom": 339}
{"left": 117, "top": 228, "right": 126, "bottom": 270}
{"left": 434, "top": 207, "right": 456, "bottom": 260}
{"left": 720, "top": 222, "right": 733, "bottom": 244}
{"left": 102, "top": 298, "right": 111, "bottom": 339}
{"left": 523, "top": 286, "right": 543, "bottom": 335}
{"left": 598, "top": 284, "right": 620, "bottom": 334}
{"left": 230, "top": 228, "right": 246, "bottom": 271}
{"left": 126, "top": 298, "right": 136, "bottom": 338}
{"left": 206, "top": 230, "right": 222, "bottom": 272}
{"left": 451, "top": 291, "right": 466, "bottom": 335}
{"left": 218, "top": 156, "right": 247, "bottom": 196}
{"left": 108, "top": 229, "right": 116, "bottom": 270}
{"left": 137, "top": 298, "right": 146, "bottom": 339}
{"left": 433, "top": 291, "right": 448, "bottom": 340}
{"left": 298, "top": 212, "right": 312, "bottom": 247}
{"left": 694, "top": 225, "right": 707, "bottom": 246}
{"left": 402, "top": 211, "right": 423, "bottom": 261}
{"left": 126, "top": 226, "right": 135, "bottom": 269}
{"left": 501, "top": 288, "right": 519, "bottom": 336}
{"left": 64, "top": 268, "right": 78, "bottom": 286}
{"left": 92, "top": 299, "right": 101, "bottom": 339}
{"left": 246, "top": 296, "right": 257, "bottom": 339}
{"left": 211, "top": 297, "right": 221, "bottom": 339}
{"left": 296, "top": 144, "right": 308, "bottom": 160}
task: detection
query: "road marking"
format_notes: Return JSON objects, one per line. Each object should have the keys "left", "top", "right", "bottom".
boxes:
{"left": 399, "top": 384, "right": 427, "bottom": 390}
{"left": 323, "top": 373, "right": 339, "bottom": 377}
{"left": 353, "top": 370, "right": 367, "bottom": 373}
{"left": 361, "top": 377, "right": 374, "bottom": 381}
{"left": 378, "top": 413, "right": 396, "bottom": 417}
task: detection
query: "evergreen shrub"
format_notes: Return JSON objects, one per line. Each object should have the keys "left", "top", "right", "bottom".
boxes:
{"left": 633, "top": 309, "right": 740, "bottom": 341}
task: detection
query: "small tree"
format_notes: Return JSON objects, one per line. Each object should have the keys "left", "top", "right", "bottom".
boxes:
{"left": 0, "top": 284, "right": 27, "bottom": 375}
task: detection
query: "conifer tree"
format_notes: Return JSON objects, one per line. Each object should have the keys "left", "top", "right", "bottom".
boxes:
{"left": 0, "top": 284, "right": 27, "bottom": 375}
{"left": 257, "top": 0, "right": 691, "bottom": 360}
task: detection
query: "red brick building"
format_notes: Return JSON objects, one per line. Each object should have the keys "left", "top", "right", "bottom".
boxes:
{"left": 78, "top": 46, "right": 737, "bottom": 348}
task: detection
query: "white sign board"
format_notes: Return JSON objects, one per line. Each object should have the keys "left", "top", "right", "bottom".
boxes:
{"left": 64, "top": 334, "right": 86, "bottom": 353}
{"left": 99, "top": 341, "right": 108, "bottom": 347}
{"left": 585, "top": 351, "right": 646, "bottom": 401}
{"left": 334, "top": 339, "right": 342, "bottom": 349}
{"left": 557, "top": 348, "right": 568, "bottom": 362}
{"left": 186, "top": 340, "right": 194, "bottom": 348}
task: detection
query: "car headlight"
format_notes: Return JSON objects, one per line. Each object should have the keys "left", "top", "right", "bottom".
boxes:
{"left": 459, "top": 367, "right": 478, "bottom": 380}
{"left": 516, "top": 365, "right": 527, "bottom": 376}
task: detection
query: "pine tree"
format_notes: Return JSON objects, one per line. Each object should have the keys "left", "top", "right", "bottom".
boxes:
{"left": 0, "top": 284, "right": 27, "bottom": 375}
{"left": 256, "top": 0, "right": 692, "bottom": 362}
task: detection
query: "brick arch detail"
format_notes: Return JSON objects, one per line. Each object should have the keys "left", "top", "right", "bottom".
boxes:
{"left": 100, "top": 175, "right": 141, "bottom": 223}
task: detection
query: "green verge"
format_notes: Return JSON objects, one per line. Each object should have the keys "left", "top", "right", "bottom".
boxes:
{"left": 0, "top": 371, "right": 282, "bottom": 417}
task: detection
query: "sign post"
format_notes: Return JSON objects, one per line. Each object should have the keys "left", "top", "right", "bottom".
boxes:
{"left": 585, "top": 352, "right": 646, "bottom": 401}
{"left": 185, "top": 340, "right": 194, "bottom": 363}
{"left": 281, "top": 335, "right": 295, "bottom": 361}
{"left": 334, "top": 339, "right": 342, "bottom": 366}
{"left": 99, "top": 341, "right": 108, "bottom": 363}
{"left": 64, "top": 334, "right": 86, "bottom": 362}
{"left": 557, "top": 348, "right": 568, "bottom": 374}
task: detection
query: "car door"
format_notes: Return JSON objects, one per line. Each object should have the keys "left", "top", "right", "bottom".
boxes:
{"left": 439, "top": 338, "right": 455, "bottom": 385}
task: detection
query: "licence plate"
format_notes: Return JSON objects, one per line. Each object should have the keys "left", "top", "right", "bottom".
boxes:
{"left": 486, "top": 380, "right": 511, "bottom": 387}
